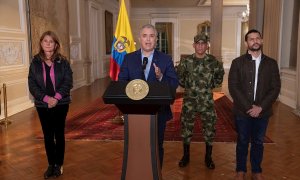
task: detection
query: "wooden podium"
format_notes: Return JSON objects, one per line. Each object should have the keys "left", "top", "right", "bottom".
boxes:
{"left": 102, "top": 81, "right": 175, "bottom": 180}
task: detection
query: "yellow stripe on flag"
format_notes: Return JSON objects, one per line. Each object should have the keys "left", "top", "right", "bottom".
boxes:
{"left": 114, "top": 0, "right": 136, "bottom": 54}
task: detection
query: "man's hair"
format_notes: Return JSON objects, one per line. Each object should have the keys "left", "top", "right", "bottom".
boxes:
{"left": 245, "top": 29, "right": 262, "bottom": 41}
{"left": 140, "top": 24, "right": 158, "bottom": 37}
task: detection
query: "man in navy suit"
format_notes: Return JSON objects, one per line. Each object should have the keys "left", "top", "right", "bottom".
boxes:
{"left": 118, "top": 24, "right": 179, "bottom": 167}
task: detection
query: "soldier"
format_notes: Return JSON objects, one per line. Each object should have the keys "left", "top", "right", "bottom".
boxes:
{"left": 176, "top": 33, "right": 224, "bottom": 169}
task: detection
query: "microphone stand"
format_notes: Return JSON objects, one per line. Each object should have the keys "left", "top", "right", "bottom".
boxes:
{"left": 142, "top": 57, "right": 148, "bottom": 80}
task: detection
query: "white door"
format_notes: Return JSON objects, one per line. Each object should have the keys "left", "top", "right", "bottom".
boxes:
{"left": 88, "top": 2, "right": 101, "bottom": 82}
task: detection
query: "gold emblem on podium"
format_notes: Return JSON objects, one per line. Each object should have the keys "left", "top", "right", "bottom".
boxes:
{"left": 125, "top": 79, "right": 149, "bottom": 100}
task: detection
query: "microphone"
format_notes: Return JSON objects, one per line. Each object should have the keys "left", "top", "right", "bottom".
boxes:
{"left": 142, "top": 57, "right": 148, "bottom": 70}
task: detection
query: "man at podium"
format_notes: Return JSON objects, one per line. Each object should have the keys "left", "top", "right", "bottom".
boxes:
{"left": 118, "top": 24, "right": 178, "bottom": 167}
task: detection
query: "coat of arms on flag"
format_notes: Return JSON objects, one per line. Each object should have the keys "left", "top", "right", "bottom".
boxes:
{"left": 114, "top": 36, "right": 130, "bottom": 53}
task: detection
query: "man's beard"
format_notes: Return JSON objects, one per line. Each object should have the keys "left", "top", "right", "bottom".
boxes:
{"left": 249, "top": 44, "right": 262, "bottom": 51}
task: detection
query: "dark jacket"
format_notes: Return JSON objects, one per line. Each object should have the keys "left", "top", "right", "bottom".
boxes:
{"left": 28, "top": 55, "right": 73, "bottom": 107}
{"left": 228, "top": 53, "right": 281, "bottom": 117}
{"left": 118, "top": 49, "right": 179, "bottom": 121}
{"left": 118, "top": 49, "right": 179, "bottom": 88}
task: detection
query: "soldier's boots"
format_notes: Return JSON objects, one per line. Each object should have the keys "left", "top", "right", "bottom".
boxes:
{"left": 205, "top": 143, "right": 215, "bottom": 169}
{"left": 178, "top": 144, "right": 190, "bottom": 167}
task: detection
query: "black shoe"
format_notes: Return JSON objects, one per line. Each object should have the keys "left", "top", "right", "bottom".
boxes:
{"left": 44, "top": 165, "right": 54, "bottom": 179}
{"left": 53, "top": 165, "right": 63, "bottom": 178}
{"left": 178, "top": 155, "right": 190, "bottom": 167}
{"left": 178, "top": 144, "right": 190, "bottom": 167}
{"left": 205, "top": 156, "right": 215, "bottom": 169}
{"left": 205, "top": 144, "right": 215, "bottom": 169}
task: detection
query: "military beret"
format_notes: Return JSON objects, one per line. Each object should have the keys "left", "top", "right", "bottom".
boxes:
{"left": 194, "top": 33, "right": 209, "bottom": 43}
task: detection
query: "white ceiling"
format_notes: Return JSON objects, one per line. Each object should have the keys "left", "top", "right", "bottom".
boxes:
{"left": 130, "top": 0, "right": 249, "bottom": 8}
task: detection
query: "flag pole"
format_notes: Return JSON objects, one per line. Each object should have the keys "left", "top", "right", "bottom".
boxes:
{"left": 110, "top": 111, "right": 124, "bottom": 124}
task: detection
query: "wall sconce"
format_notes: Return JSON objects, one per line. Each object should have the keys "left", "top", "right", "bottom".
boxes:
{"left": 241, "top": 4, "right": 250, "bottom": 22}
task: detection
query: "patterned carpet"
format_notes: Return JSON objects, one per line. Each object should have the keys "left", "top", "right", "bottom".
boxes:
{"left": 36, "top": 92, "right": 273, "bottom": 143}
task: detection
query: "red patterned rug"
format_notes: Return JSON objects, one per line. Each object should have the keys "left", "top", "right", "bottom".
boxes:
{"left": 36, "top": 93, "right": 273, "bottom": 143}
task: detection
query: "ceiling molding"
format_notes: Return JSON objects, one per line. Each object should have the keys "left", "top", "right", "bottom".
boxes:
{"left": 197, "top": 0, "right": 207, "bottom": 6}
{"left": 130, "top": 6, "right": 246, "bottom": 19}
{"left": 130, "top": 0, "right": 249, "bottom": 8}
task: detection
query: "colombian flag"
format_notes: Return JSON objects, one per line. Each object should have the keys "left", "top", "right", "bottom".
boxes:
{"left": 109, "top": 0, "right": 136, "bottom": 81}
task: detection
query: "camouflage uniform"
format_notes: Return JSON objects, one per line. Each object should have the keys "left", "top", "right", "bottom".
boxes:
{"left": 177, "top": 53, "right": 224, "bottom": 145}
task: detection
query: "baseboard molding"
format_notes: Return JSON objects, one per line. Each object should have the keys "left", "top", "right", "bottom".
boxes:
{"left": 279, "top": 95, "right": 296, "bottom": 109}
{"left": 0, "top": 101, "right": 34, "bottom": 120}
{"left": 293, "top": 109, "right": 300, "bottom": 117}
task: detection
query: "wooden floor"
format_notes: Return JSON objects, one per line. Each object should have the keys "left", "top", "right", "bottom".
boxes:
{"left": 1, "top": 77, "right": 300, "bottom": 180}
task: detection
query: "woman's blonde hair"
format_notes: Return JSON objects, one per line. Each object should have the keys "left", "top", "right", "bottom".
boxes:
{"left": 38, "top": 31, "right": 63, "bottom": 61}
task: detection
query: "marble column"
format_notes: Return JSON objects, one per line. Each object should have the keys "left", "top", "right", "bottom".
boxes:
{"left": 249, "top": 0, "right": 264, "bottom": 32}
{"left": 262, "top": 0, "right": 281, "bottom": 60}
{"left": 210, "top": 0, "right": 223, "bottom": 61}
{"left": 249, "top": 0, "right": 257, "bottom": 29}
{"left": 294, "top": 10, "right": 300, "bottom": 117}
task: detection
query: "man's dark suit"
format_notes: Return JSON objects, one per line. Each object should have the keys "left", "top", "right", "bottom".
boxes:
{"left": 118, "top": 49, "right": 179, "bottom": 166}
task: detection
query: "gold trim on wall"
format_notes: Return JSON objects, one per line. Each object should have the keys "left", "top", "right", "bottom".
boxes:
{"left": 105, "top": 10, "right": 113, "bottom": 55}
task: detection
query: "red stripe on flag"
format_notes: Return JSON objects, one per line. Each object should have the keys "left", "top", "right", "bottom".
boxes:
{"left": 109, "top": 56, "right": 120, "bottom": 81}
